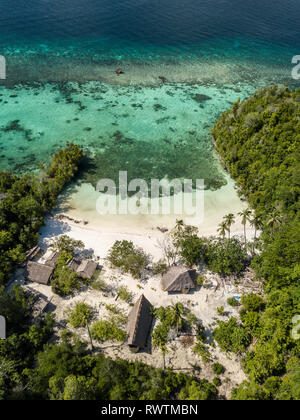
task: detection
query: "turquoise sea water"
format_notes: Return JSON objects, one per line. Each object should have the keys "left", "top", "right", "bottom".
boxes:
{"left": 0, "top": 0, "right": 299, "bottom": 191}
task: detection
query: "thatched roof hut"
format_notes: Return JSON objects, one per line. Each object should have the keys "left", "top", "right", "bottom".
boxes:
{"left": 23, "top": 286, "right": 50, "bottom": 314}
{"left": 25, "top": 246, "right": 41, "bottom": 262}
{"left": 26, "top": 262, "right": 54, "bottom": 285}
{"left": 20, "top": 246, "right": 41, "bottom": 267}
{"left": 68, "top": 258, "right": 98, "bottom": 279}
{"left": 161, "top": 266, "right": 196, "bottom": 293}
{"left": 127, "top": 294, "right": 153, "bottom": 352}
{"left": 45, "top": 251, "right": 60, "bottom": 268}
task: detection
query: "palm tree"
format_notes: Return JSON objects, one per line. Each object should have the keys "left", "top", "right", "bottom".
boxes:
{"left": 250, "top": 214, "right": 263, "bottom": 242}
{"left": 170, "top": 303, "right": 186, "bottom": 334}
{"left": 267, "top": 210, "right": 282, "bottom": 233}
{"left": 217, "top": 221, "right": 229, "bottom": 239}
{"left": 238, "top": 208, "right": 252, "bottom": 247}
{"left": 249, "top": 214, "right": 263, "bottom": 254}
{"left": 223, "top": 213, "right": 235, "bottom": 239}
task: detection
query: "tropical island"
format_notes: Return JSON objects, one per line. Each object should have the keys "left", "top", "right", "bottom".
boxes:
{"left": 0, "top": 85, "right": 299, "bottom": 401}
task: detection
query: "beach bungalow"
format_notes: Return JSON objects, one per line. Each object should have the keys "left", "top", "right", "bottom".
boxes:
{"left": 26, "top": 261, "right": 55, "bottom": 285}
{"left": 161, "top": 266, "right": 196, "bottom": 294}
{"left": 20, "top": 245, "right": 41, "bottom": 267}
{"left": 23, "top": 286, "right": 51, "bottom": 315}
{"left": 126, "top": 294, "right": 153, "bottom": 353}
{"left": 68, "top": 258, "right": 98, "bottom": 279}
{"left": 25, "top": 246, "right": 41, "bottom": 262}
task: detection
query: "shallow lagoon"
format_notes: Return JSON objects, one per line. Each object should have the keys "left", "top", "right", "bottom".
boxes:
{"left": 0, "top": 80, "right": 255, "bottom": 185}
{"left": 0, "top": 0, "right": 299, "bottom": 228}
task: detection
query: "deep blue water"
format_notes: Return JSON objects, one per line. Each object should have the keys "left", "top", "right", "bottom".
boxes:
{"left": 0, "top": 0, "right": 299, "bottom": 62}
{"left": 0, "top": 0, "right": 299, "bottom": 45}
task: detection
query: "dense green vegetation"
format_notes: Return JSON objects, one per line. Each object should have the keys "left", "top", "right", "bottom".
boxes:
{"left": 0, "top": 143, "right": 84, "bottom": 285}
{"left": 212, "top": 86, "right": 300, "bottom": 400}
{"left": 108, "top": 240, "right": 151, "bottom": 279}
{"left": 1, "top": 288, "right": 217, "bottom": 400}
{"left": 170, "top": 220, "right": 248, "bottom": 275}
{"left": 212, "top": 85, "right": 300, "bottom": 220}
{"left": 26, "top": 335, "right": 217, "bottom": 400}
{"left": 0, "top": 286, "right": 54, "bottom": 399}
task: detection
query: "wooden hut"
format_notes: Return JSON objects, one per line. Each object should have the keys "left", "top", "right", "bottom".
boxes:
{"left": 68, "top": 258, "right": 98, "bottom": 279}
{"left": 20, "top": 245, "right": 41, "bottom": 267}
{"left": 127, "top": 295, "right": 153, "bottom": 353}
{"left": 23, "top": 286, "right": 51, "bottom": 315}
{"left": 45, "top": 251, "right": 60, "bottom": 268}
{"left": 161, "top": 266, "right": 196, "bottom": 294}
{"left": 26, "top": 262, "right": 54, "bottom": 285}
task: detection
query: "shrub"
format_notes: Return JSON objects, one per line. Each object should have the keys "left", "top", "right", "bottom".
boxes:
{"left": 241, "top": 293, "right": 265, "bottom": 312}
{"left": 117, "top": 286, "right": 133, "bottom": 303}
{"left": 216, "top": 306, "right": 225, "bottom": 316}
{"left": 240, "top": 311, "right": 261, "bottom": 336}
{"left": 196, "top": 274, "right": 207, "bottom": 287}
{"left": 213, "top": 377, "right": 221, "bottom": 387}
{"left": 91, "top": 279, "right": 108, "bottom": 293}
{"left": 178, "top": 379, "right": 217, "bottom": 400}
{"left": 67, "top": 302, "right": 93, "bottom": 328}
{"left": 178, "top": 235, "right": 207, "bottom": 266}
{"left": 108, "top": 240, "right": 151, "bottom": 278}
{"left": 51, "top": 235, "right": 84, "bottom": 254}
{"left": 105, "top": 304, "right": 127, "bottom": 325}
{"left": 212, "top": 363, "right": 225, "bottom": 375}
{"left": 51, "top": 266, "right": 81, "bottom": 296}
{"left": 213, "top": 317, "right": 251, "bottom": 354}
{"left": 204, "top": 237, "right": 248, "bottom": 276}
{"left": 152, "top": 323, "right": 170, "bottom": 353}
{"left": 51, "top": 253, "right": 81, "bottom": 296}
{"left": 91, "top": 320, "right": 126, "bottom": 343}
{"left": 152, "top": 260, "right": 168, "bottom": 275}
{"left": 192, "top": 341, "right": 211, "bottom": 364}
{"left": 227, "top": 297, "right": 240, "bottom": 307}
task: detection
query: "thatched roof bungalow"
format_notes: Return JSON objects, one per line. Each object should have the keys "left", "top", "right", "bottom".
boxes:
{"left": 161, "top": 266, "right": 196, "bottom": 294}
{"left": 25, "top": 246, "right": 41, "bottom": 262}
{"left": 23, "top": 286, "right": 50, "bottom": 314}
{"left": 68, "top": 258, "right": 98, "bottom": 279}
{"left": 127, "top": 294, "right": 153, "bottom": 353}
{"left": 26, "top": 262, "right": 54, "bottom": 285}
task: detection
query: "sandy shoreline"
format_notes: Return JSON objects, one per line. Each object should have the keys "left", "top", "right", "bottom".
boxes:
{"left": 40, "top": 213, "right": 255, "bottom": 265}
{"left": 39, "top": 175, "right": 255, "bottom": 261}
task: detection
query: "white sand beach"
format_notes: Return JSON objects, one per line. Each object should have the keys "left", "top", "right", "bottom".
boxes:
{"left": 40, "top": 176, "right": 255, "bottom": 261}
{"left": 31, "top": 176, "right": 258, "bottom": 399}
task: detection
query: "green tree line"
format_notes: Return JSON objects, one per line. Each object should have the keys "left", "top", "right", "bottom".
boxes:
{"left": 212, "top": 85, "right": 300, "bottom": 400}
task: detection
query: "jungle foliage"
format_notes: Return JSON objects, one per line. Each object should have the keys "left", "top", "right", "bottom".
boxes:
{"left": 212, "top": 86, "right": 300, "bottom": 400}
{"left": 0, "top": 143, "right": 84, "bottom": 285}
